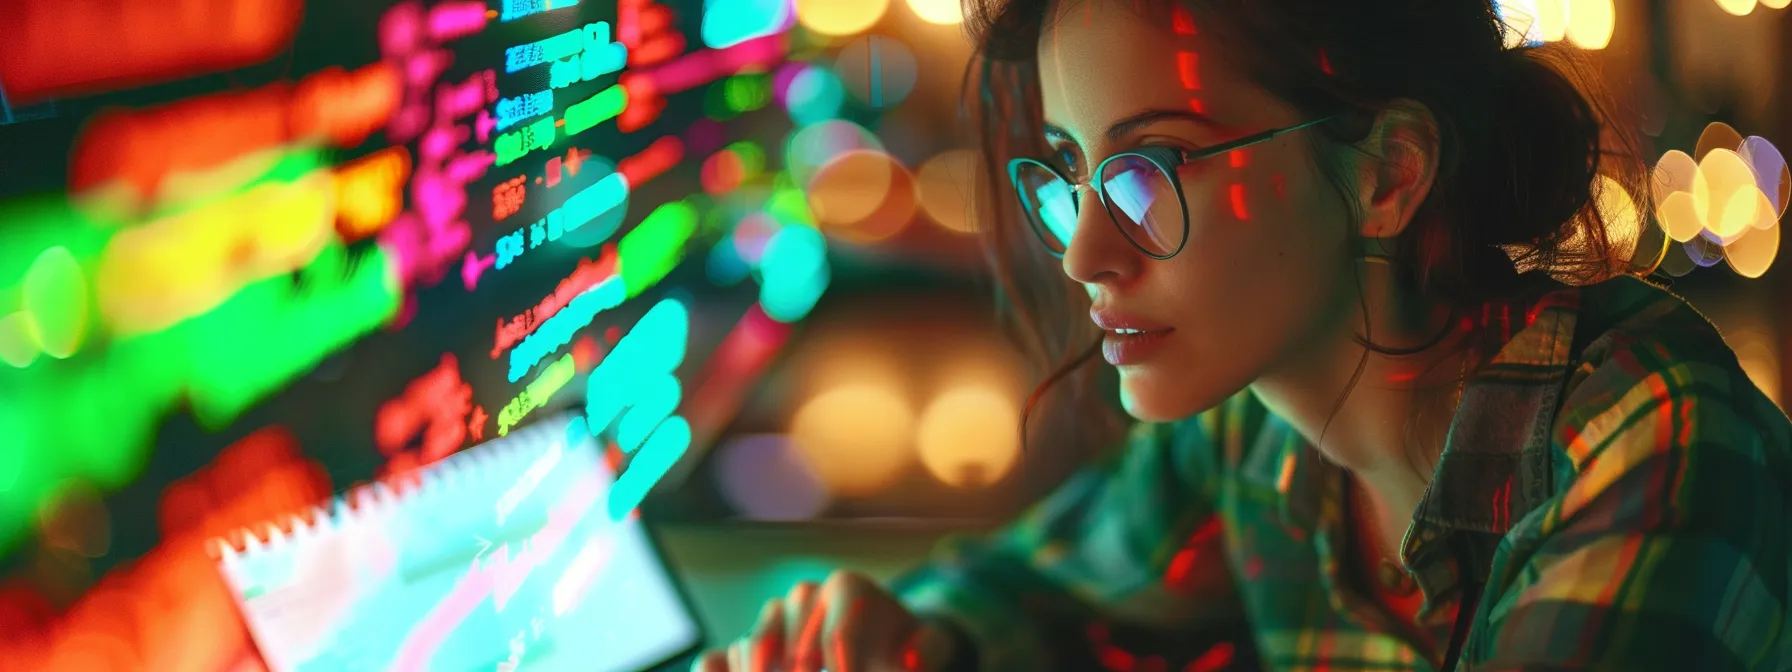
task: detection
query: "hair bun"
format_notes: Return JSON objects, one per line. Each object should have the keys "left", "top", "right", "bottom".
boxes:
{"left": 1468, "top": 48, "right": 1603, "bottom": 249}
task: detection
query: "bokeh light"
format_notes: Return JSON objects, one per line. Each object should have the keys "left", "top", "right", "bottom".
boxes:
{"left": 701, "top": 0, "right": 792, "bottom": 48}
{"left": 701, "top": 149, "right": 748, "bottom": 195}
{"left": 0, "top": 312, "right": 38, "bottom": 368}
{"left": 759, "top": 219, "right": 830, "bottom": 323}
{"left": 834, "top": 35, "right": 919, "bottom": 110}
{"left": 1659, "top": 237, "right": 1697, "bottom": 277}
{"left": 906, "top": 0, "right": 965, "bottom": 24}
{"left": 1694, "top": 149, "right": 1758, "bottom": 239}
{"left": 916, "top": 386, "right": 1020, "bottom": 488}
{"left": 713, "top": 434, "right": 830, "bottom": 520}
{"left": 733, "top": 211, "right": 780, "bottom": 265}
{"left": 1740, "top": 136, "right": 1790, "bottom": 217}
{"left": 1650, "top": 125, "right": 1787, "bottom": 278}
{"left": 1582, "top": 174, "right": 1648, "bottom": 271}
{"left": 1695, "top": 122, "right": 1745, "bottom": 162}
{"left": 1565, "top": 0, "right": 1615, "bottom": 49}
{"left": 1661, "top": 185, "right": 1705, "bottom": 243}
{"left": 785, "top": 119, "right": 883, "bottom": 187}
{"left": 916, "top": 149, "right": 982, "bottom": 233}
{"left": 1652, "top": 150, "right": 1699, "bottom": 208}
{"left": 789, "top": 384, "right": 915, "bottom": 496}
{"left": 1716, "top": 0, "right": 1758, "bottom": 16}
{"left": 1724, "top": 203, "right": 1780, "bottom": 278}
{"left": 794, "top": 0, "right": 889, "bottom": 36}
{"left": 1496, "top": 0, "right": 1621, "bottom": 48}
{"left": 805, "top": 149, "right": 918, "bottom": 243}
{"left": 1686, "top": 234, "right": 1726, "bottom": 267}
{"left": 783, "top": 65, "right": 847, "bottom": 127}
{"left": 21, "top": 246, "right": 89, "bottom": 359}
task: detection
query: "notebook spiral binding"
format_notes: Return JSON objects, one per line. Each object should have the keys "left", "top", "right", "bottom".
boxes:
{"left": 208, "top": 414, "right": 577, "bottom": 565}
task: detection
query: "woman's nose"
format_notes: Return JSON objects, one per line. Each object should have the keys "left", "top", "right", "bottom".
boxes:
{"left": 1061, "top": 188, "right": 1143, "bottom": 286}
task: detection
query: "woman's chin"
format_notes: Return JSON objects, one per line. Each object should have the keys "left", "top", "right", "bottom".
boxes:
{"left": 1117, "top": 370, "right": 1228, "bottom": 423}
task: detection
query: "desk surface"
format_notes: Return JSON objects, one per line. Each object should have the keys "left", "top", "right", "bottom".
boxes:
{"left": 656, "top": 522, "right": 967, "bottom": 645}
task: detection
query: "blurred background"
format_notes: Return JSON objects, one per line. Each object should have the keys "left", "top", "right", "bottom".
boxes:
{"left": 0, "top": 0, "right": 1788, "bottom": 669}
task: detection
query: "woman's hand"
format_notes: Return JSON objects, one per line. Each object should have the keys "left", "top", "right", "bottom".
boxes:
{"left": 691, "top": 570, "right": 959, "bottom": 672}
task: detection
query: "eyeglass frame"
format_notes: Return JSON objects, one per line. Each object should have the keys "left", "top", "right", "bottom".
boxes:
{"left": 1008, "top": 115, "right": 1338, "bottom": 260}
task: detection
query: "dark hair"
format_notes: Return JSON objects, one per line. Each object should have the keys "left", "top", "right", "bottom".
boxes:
{"left": 966, "top": 0, "right": 1654, "bottom": 455}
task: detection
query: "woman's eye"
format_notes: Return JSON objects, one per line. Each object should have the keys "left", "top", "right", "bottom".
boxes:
{"left": 1051, "top": 147, "right": 1081, "bottom": 177}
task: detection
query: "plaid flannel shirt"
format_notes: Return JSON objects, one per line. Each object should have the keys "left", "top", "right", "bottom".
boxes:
{"left": 893, "top": 276, "right": 1792, "bottom": 671}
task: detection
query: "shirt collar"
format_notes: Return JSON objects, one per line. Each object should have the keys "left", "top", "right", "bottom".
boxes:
{"left": 1401, "top": 282, "right": 1584, "bottom": 582}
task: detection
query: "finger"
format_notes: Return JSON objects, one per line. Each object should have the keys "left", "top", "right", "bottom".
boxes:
{"left": 821, "top": 588, "right": 870, "bottom": 672}
{"left": 793, "top": 592, "right": 830, "bottom": 671}
{"left": 729, "top": 640, "right": 749, "bottom": 672}
{"left": 782, "top": 582, "right": 820, "bottom": 667}
{"left": 691, "top": 650, "right": 728, "bottom": 672}
{"left": 750, "top": 599, "right": 787, "bottom": 672}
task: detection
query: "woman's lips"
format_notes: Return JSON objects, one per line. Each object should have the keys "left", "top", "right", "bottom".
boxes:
{"left": 1101, "top": 328, "right": 1175, "bottom": 365}
{"left": 1090, "top": 309, "right": 1174, "bottom": 366}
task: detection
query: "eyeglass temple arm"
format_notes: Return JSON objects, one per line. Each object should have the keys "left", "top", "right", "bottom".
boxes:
{"left": 1189, "top": 115, "right": 1338, "bottom": 160}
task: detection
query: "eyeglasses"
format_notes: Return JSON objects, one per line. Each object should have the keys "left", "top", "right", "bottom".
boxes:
{"left": 1008, "top": 116, "right": 1336, "bottom": 259}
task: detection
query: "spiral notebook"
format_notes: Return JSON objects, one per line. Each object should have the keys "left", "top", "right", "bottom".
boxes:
{"left": 215, "top": 413, "right": 705, "bottom": 672}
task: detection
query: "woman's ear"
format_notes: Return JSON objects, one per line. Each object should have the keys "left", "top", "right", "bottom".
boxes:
{"left": 1352, "top": 99, "right": 1441, "bottom": 240}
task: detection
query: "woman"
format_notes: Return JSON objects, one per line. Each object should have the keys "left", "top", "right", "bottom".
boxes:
{"left": 698, "top": 0, "right": 1792, "bottom": 669}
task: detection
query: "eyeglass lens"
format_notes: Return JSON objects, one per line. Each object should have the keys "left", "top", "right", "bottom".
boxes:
{"left": 1099, "top": 155, "right": 1183, "bottom": 256}
{"left": 1014, "top": 155, "right": 1184, "bottom": 257}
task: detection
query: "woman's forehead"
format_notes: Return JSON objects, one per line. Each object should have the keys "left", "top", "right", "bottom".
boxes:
{"left": 1038, "top": 2, "right": 1251, "bottom": 141}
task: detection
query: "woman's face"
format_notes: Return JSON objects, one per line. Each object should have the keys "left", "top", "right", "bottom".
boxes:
{"left": 1036, "top": 2, "right": 1360, "bottom": 421}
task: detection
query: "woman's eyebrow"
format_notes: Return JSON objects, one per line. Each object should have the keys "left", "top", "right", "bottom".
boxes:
{"left": 1042, "top": 109, "right": 1220, "bottom": 146}
{"left": 1103, "top": 108, "right": 1220, "bottom": 141}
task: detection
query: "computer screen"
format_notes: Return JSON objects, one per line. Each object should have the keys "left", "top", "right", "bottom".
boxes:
{"left": 0, "top": 0, "right": 849, "bottom": 666}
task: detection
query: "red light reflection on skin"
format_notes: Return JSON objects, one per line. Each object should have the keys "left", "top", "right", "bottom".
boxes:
{"left": 374, "top": 354, "right": 474, "bottom": 478}
{"left": 1176, "top": 53, "right": 1201, "bottom": 91}
{"left": 1228, "top": 183, "right": 1250, "bottom": 221}
{"left": 1171, "top": 6, "right": 1198, "bottom": 35}
{"left": 0, "top": 0, "right": 302, "bottom": 105}
{"left": 70, "top": 63, "right": 401, "bottom": 202}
